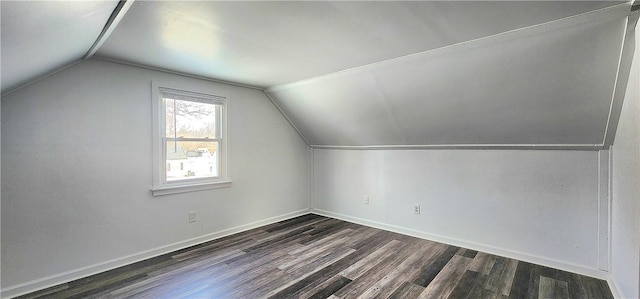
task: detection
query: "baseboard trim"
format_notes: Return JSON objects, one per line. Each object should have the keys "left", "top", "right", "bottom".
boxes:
{"left": 606, "top": 274, "right": 626, "bottom": 299}
{"left": 311, "top": 209, "right": 610, "bottom": 281}
{"left": 1, "top": 209, "right": 311, "bottom": 299}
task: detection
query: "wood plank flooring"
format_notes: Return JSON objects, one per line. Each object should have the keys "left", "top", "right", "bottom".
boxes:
{"left": 18, "top": 214, "right": 613, "bottom": 299}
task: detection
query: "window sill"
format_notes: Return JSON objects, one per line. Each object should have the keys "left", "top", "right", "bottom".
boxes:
{"left": 151, "top": 180, "right": 232, "bottom": 196}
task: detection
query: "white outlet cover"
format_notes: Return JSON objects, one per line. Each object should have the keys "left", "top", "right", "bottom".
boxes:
{"left": 364, "top": 196, "right": 370, "bottom": 204}
{"left": 414, "top": 205, "right": 421, "bottom": 214}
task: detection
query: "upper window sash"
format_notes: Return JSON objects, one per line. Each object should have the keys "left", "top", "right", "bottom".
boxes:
{"left": 162, "top": 93, "right": 223, "bottom": 140}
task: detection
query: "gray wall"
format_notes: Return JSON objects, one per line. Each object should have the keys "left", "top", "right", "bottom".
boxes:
{"left": 611, "top": 27, "right": 640, "bottom": 299}
{"left": 1, "top": 59, "right": 310, "bottom": 292}
{"left": 312, "top": 149, "right": 603, "bottom": 276}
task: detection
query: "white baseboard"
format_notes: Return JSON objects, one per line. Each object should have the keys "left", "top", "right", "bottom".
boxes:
{"left": 311, "top": 209, "right": 611, "bottom": 281}
{"left": 1, "top": 209, "right": 311, "bottom": 299}
{"left": 606, "top": 274, "right": 626, "bottom": 299}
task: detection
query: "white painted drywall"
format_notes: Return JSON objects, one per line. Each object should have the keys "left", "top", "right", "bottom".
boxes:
{"left": 97, "top": 1, "right": 623, "bottom": 88}
{"left": 610, "top": 25, "right": 640, "bottom": 299}
{"left": 313, "top": 149, "right": 600, "bottom": 271}
{"left": 267, "top": 16, "right": 627, "bottom": 147}
{"left": 0, "top": 59, "right": 309, "bottom": 290}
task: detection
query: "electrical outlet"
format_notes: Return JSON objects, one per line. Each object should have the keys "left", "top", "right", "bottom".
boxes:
{"left": 188, "top": 211, "right": 196, "bottom": 223}
{"left": 413, "top": 205, "right": 421, "bottom": 214}
{"left": 364, "top": 196, "right": 370, "bottom": 205}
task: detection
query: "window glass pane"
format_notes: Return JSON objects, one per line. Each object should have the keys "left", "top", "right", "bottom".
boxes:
{"left": 164, "top": 98, "right": 217, "bottom": 139}
{"left": 166, "top": 140, "right": 219, "bottom": 181}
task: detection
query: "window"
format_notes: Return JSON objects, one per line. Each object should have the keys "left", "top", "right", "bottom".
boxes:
{"left": 151, "top": 83, "right": 230, "bottom": 196}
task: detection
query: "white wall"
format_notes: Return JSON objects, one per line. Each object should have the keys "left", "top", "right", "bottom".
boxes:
{"left": 313, "top": 149, "right": 602, "bottom": 274}
{"left": 611, "top": 26, "right": 640, "bottom": 299}
{"left": 0, "top": 59, "right": 309, "bottom": 293}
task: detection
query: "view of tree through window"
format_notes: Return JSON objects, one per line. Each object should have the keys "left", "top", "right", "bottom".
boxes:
{"left": 163, "top": 94, "right": 221, "bottom": 182}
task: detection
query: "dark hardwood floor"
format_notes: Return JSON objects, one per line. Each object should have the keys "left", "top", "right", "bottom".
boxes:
{"left": 18, "top": 214, "right": 613, "bottom": 299}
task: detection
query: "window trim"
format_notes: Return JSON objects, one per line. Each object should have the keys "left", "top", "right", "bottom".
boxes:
{"left": 151, "top": 81, "right": 231, "bottom": 196}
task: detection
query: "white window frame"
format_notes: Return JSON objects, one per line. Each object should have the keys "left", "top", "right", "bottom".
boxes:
{"left": 151, "top": 82, "right": 231, "bottom": 196}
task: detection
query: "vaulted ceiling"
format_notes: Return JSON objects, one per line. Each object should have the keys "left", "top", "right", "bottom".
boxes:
{"left": 1, "top": 1, "right": 119, "bottom": 92}
{"left": 2, "top": 1, "right": 637, "bottom": 149}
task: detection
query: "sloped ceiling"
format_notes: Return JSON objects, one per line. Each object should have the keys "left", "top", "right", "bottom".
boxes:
{"left": 96, "top": 1, "right": 623, "bottom": 88}
{"left": 266, "top": 11, "right": 629, "bottom": 147}
{"left": 2, "top": 1, "right": 636, "bottom": 149}
{"left": 1, "top": 1, "right": 119, "bottom": 92}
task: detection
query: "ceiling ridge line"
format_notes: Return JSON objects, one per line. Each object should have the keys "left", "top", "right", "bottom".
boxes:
{"left": 84, "top": 0, "right": 136, "bottom": 59}
{"left": 264, "top": 2, "right": 632, "bottom": 94}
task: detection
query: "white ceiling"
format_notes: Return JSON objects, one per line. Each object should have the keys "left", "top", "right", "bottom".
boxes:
{"left": 267, "top": 16, "right": 627, "bottom": 146}
{"left": 1, "top": 1, "right": 118, "bottom": 92}
{"left": 1, "top": 1, "right": 635, "bottom": 149}
{"left": 96, "top": 1, "right": 623, "bottom": 88}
